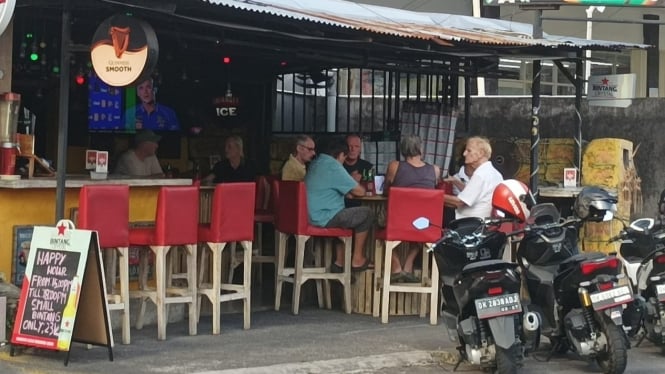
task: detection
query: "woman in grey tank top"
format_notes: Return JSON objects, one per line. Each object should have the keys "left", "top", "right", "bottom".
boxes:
{"left": 383, "top": 134, "right": 441, "bottom": 282}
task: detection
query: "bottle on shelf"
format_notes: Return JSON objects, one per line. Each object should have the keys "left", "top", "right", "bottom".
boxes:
{"left": 164, "top": 163, "right": 173, "bottom": 178}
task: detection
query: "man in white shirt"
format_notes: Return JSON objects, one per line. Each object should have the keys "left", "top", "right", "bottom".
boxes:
{"left": 113, "top": 130, "right": 165, "bottom": 177}
{"left": 444, "top": 136, "right": 503, "bottom": 219}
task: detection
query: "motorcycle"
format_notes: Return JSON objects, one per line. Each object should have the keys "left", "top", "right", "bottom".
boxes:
{"left": 515, "top": 194, "right": 632, "bottom": 374}
{"left": 610, "top": 216, "right": 665, "bottom": 349}
{"left": 414, "top": 215, "right": 540, "bottom": 373}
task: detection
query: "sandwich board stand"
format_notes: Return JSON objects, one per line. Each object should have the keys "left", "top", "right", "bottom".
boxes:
{"left": 10, "top": 219, "right": 114, "bottom": 366}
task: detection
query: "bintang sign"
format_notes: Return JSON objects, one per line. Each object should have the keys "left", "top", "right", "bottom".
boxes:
{"left": 90, "top": 15, "right": 159, "bottom": 87}
{"left": 587, "top": 73, "right": 636, "bottom": 108}
{"left": 484, "top": 0, "right": 665, "bottom": 5}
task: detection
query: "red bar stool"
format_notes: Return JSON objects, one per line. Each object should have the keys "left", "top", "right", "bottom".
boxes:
{"left": 78, "top": 184, "right": 131, "bottom": 344}
{"left": 129, "top": 186, "right": 199, "bottom": 340}
{"left": 373, "top": 187, "right": 444, "bottom": 324}
{"left": 197, "top": 182, "right": 255, "bottom": 335}
{"left": 274, "top": 181, "right": 353, "bottom": 315}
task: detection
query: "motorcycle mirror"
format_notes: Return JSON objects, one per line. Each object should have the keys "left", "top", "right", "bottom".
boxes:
{"left": 629, "top": 217, "right": 655, "bottom": 232}
{"left": 412, "top": 217, "right": 430, "bottom": 230}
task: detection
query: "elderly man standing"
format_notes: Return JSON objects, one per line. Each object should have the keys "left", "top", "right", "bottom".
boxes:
{"left": 281, "top": 135, "right": 316, "bottom": 181}
{"left": 444, "top": 136, "right": 503, "bottom": 219}
{"left": 306, "top": 136, "right": 374, "bottom": 272}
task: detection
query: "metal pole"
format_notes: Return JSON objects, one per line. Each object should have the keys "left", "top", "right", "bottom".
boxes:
{"left": 530, "top": 10, "right": 543, "bottom": 199}
{"left": 575, "top": 52, "right": 583, "bottom": 186}
{"left": 56, "top": 1, "right": 71, "bottom": 220}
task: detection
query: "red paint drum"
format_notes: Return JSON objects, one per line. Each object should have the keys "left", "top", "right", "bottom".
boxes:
{"left": 0, "top": 142, "right": 17, "bottom": 175}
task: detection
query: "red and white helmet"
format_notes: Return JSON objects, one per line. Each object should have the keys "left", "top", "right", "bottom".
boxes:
{"left": 492, "top": 179, "right": 535, "bottom": 222}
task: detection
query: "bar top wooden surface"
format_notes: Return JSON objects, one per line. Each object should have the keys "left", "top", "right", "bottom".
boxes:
{"left": 0, "top": 175, "right": 193, "bottom": 189}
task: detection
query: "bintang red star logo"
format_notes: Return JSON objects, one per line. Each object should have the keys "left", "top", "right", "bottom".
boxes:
{"left": 601, "top": 77, "right": 609, "bottom": 85}
{"left": 57, "top": 223, "right": 67, "bottom": 236}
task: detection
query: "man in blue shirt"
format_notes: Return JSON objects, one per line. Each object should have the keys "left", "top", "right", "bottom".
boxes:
{"left": 126, "top": 78, "right": 181, "bottom": 131}
{"left": 305, "top": 136, "right": 374, "bottom": 272}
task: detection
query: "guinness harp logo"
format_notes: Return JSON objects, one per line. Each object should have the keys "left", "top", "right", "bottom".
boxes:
{"left": 90, "top": 15, "right": 159, "bottom": 87}
{"left": 110, "top": 26, "right": 131, "bottom": 58}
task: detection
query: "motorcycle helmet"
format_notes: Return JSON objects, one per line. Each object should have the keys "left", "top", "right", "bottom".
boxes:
{"left": 573, "top": 186, "right": 617, "bottom": 222}
{"left": 492, "top": 179, "right": 535, "bottom": 222}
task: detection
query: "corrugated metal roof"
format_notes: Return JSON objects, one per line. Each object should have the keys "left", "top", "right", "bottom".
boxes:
{"left": 203, "top": 0, "right": 648, "bottom": 50}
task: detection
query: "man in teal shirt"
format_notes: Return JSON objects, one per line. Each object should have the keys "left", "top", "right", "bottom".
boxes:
{"left": 305, "top": 137, "right": 374, "bottom": 272}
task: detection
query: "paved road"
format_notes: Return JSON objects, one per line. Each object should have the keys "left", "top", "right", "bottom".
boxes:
{"left": 1, "top": 308, "right": 664, "bottom": 373}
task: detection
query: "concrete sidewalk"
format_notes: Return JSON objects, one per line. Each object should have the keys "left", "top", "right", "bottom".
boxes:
{"left": 0, "top": 308, "right": 452, "bottom": 374}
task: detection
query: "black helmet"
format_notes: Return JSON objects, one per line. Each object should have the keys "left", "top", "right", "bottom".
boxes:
{"left": 573, "top": 186, "right": 617, "bottom": 222}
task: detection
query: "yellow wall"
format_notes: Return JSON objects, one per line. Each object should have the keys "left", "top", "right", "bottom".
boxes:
{"left": 0, "top": 186, "right": 162, "bottom": 281}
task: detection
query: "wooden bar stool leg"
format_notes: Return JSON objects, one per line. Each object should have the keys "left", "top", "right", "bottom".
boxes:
{"left": 135, "top": 247, "right": 150, "bottom": 330}
{"left": 381, "top": 241, "right": 399, "bottom": 324}
{"left": 102, "top": 249, "right": 117, "bottom": 294}
{"left": 154, "top": 246, "right": 169, "bottom": 341}
{"left": 292, "top": 235, "right": 307, "bottom": 315}
{"left": 117, "top": 247, "right": 131, "bottom": 345}
{"left": 196, "top": 245, "right": 210, "bottom": 323}
{"left": 429, "top": 255, "right": 439, "bottom": 326}
{"left": 211, "top": 243, "right": 223, "bottom": 334}
{"left": 323, "top": 239, "right": 332, "bottom": 310}
{"left": 274, "top": 232, "right": 288, "bottom": 311}
{"left": 342, "top": 238, "right": 352, "bottom": 314}
{"left": 228, "top": 242, "right": 238, "bottom": 284}
{"left": 313, "top": 240, "right": 324, "bottom": 309}
{"left": 254, "top": 223, "right": 264, "bottom": 286}
{"left": 372, "top": 240, "right": 384, "bottom": 318}
{"left": 420, "top": 244, "right": 429, "bottom": 318}
{"left": 241, "top": 240, "right": 252, "bottom": 330}
{"left": 185, "top": 244, "right": 197, "bottom": 336}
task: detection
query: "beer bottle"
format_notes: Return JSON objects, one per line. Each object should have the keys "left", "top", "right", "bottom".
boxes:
{"left": 57, "top": 276, "right": 80, "bottom": 351}
{"left": 366, "top": 168, "right": 375, "bottom": 196}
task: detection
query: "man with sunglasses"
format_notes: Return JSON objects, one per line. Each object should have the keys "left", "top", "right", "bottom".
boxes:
{"left": 281, "top": 134, "right": 316, "bottom": 181}
{"left": 444, "top": 136, "right": 503, "bottom": 219}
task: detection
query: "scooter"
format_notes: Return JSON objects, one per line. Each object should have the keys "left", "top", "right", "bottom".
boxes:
{"left": 415, "top": 215, "right": 540, "bottom": 373}
{"left": 609, "top": 216, "right": 665, "bottom": 349}
{"left": 515, "top": 199, "right": 632, "bottom": 374}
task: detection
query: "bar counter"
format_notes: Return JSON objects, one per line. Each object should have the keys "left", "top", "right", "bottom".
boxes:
{"left": 0, "top": 176, "right": 193, "bottom": 280}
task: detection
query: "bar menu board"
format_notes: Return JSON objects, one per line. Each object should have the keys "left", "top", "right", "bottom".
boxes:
{"left": 19, "top": 248, "right": 80, "bottom": 342}
{"left": 11, "top": 221, "right": 92, "bottom": 351}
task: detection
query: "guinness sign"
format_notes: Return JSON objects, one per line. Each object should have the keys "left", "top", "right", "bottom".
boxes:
{"left": 0, "top": 0, "right": 16, "bottom": 37}
{"left": 90, "top": 15, "right": 158, "bottom": 87}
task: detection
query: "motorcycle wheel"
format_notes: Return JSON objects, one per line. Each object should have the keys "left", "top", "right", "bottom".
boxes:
{"left": 596, "top": 323, "right": 628, "bottom": 374}
{"left": 494, "top": 343, "right": 520, "bottom": 374}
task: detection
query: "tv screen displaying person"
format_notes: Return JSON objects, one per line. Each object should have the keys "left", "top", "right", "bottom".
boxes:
{"left": 125, "top": 78, "right": 181, "bottom": 131}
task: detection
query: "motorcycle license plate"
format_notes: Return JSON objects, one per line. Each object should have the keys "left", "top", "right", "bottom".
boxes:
{"left": 589, "top": 285, "right": 633, "bottom": 311}
{"left": 474, "top": 293, "right": 522, "bottom": 319}
{"left": 656, "top": 284, "right": 665, "bottom": 302}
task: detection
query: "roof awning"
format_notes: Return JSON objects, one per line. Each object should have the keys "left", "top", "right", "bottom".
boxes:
{"left": 202, "top": 0, "right": 649, "bottom": 51}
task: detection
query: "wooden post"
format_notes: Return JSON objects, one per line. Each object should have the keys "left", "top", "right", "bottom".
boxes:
{"left": 0, "top": 19, "right": 13, "bottom": 93}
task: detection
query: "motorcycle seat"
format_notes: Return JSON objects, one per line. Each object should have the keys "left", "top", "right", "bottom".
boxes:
{"left": 461, "top": 259, "right": 516, "bottom": 275}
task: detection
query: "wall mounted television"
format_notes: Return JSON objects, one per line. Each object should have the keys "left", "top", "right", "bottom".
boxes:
{"left": 87, "top": 72, "right": 181, "bottom": 133}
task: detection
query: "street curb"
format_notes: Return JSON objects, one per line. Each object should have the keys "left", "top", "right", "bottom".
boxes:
{"left": 193, "top": 350, "right": 440, "bottom": 374}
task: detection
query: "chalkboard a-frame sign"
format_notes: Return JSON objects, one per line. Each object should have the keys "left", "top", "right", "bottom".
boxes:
{"left": 10, "top": 220, "right": 113, "bottom": 365}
